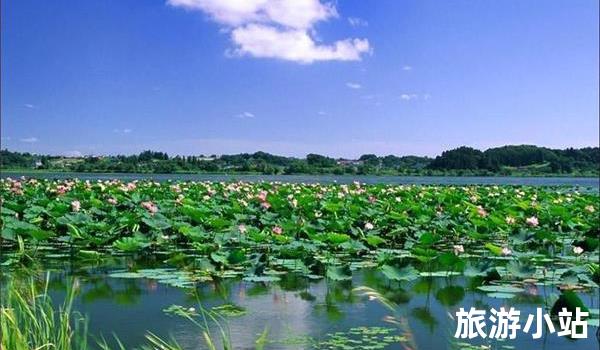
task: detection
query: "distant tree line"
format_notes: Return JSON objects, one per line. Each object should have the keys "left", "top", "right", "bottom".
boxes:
{"left": 1, "top": 145, "right": 598, "bottom": 176}
{"left": 428, "top": 145, "right": 599, "bottom": 175}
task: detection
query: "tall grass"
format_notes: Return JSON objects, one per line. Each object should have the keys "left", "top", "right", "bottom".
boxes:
{"left": 0, "top": 273, "right": 89, "bottom": 350}
{"left": 1, "top": 272, "right": 268, "bottom": 350}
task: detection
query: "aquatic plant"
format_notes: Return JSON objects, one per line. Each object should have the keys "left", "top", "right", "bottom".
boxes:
{"left": 0, "top": 273, "right": 88, "bottom": 350}
{"left": 1, "top": 178, "right": 598, "bottom": 294}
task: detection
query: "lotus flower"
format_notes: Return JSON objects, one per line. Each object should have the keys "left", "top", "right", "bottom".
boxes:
{"left": 257, "top": 190, "right": 268, "bottom": 202}
{"left": 272, "top": 226, "right": 283, "bottom": 235}
{"left": 71, "top": 200, "right": 81, "bottom": 212}
{"left": 141, "top": 201, "right": 158, "bottom": 214}
{"left": 526, "top": 216, "right": 539, "bottom": 227}
{"left": 477, "top": 206, "right": 488, "bottom": 217}
{"left": 573, "top": 246, "right": 584, "bottom": 255}
{"left": 453, "top": 245, "right": 464, "bottom": 255}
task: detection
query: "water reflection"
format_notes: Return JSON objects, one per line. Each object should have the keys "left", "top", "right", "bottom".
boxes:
{"left": 2, "top": 261, "right": 598, "bottom": 350}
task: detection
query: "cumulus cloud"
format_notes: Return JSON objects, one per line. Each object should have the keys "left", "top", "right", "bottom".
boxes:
{"left": 113, "top": 128, "right": 133, "bottom": 134}
{"left": 24, "top": 104, "right": 36, "bottom": 109}
{"left": 346, "top": 82, "right": 362, "bottom": 89}
{"left": 402, "top": 65, "right": 412, "bottom": 71}
{"left": 348, "top": 17, "right": 368, "bottom": 27}
{"left": 168, "top": 0, "right": 371, "bottom": 63}
{"left": 235, "top": 111, "right": 255, "bottom": 119}
{"left": 20, "top": 137, "right": 38, "bottom": 143}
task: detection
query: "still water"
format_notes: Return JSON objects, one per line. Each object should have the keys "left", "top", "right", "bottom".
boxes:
{"left": 1, "top": 171, "right": 599, "bottom": 188}
{"left": 3, "top": 260, "right": 598, "bottom": 350}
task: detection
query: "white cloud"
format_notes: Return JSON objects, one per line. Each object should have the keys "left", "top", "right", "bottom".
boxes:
{"left": 231, "top": 25, "right": 369, "bottom": 63}
{"left": 235, "top": 111, "right": 255, "bottom": 118}
{"left": 113, "top": 128, "right": 133, "bottom": 134}
{"left": 400, "top": 93, "right": 418, "bottom": 101}
{"left": 24, "top": 104, "right": 36, "bottom": 109}
{"left": 348, "top": 17, "right": 368, "bottom": 27}
{"left": 317, "top": 110, "right": 327, "bottom": 115}
{"left": 168, "top": 0, "right": 335, "bottom": 28}
{"left": 400, "top": 93, "right": 431, "bottom": 101}
{"left": 346, "top": 82, "right": 362, "bottom": 89}
{"left": 20, "top": 137, "right": 38, "bottom": 143}
{"left": 402, "top": 65, "right": 412, "bottom": 71}
{"left": 168, "top": 0, "right": 371, "bottom": 63}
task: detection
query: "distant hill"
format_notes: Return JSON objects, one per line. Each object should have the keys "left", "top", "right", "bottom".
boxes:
{"left": 1, "top": 145, "right": 598, "bottom": 176}
{"left": 428, "top": 145, "right": 599, "bottom": 174}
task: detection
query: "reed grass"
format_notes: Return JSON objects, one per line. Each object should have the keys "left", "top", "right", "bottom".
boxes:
{"left": 1, "top": 272, "right": 268, "bottom": 350}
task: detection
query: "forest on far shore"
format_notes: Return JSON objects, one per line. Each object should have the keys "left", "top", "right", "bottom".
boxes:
{"left": 1, "top": 145, "right": 598, "bottom": 176}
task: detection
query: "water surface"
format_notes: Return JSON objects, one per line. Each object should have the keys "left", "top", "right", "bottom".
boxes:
{"left": 2, "top": 171, "right": 598, "bottom": 188}
{"left": 3, "top": 261, "right": 598, "bottom": 350}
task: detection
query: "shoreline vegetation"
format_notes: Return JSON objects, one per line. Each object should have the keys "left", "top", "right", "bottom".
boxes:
{"left": 2, "top": 145, "right": 598, "bottom": 177}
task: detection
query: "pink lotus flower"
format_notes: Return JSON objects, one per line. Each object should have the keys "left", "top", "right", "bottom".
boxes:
{"left": 476, "top": 206, "right": 488, "bottom": 217}
{"left": 272, "top": 226, "right": 282, "bottom": 235}
{"left": 107, "top": 198, "right": 118, "bottom": 205}
{"left": 141, "top": 201, "right": 158, "bottom": 214}
{"left": 71, "top": 200, "right": 81, "bottom": 212}
{"left": 260, "top": 201, "right": 271, "bottom": 210}
{"left": 364, "top": 222, "right": 374, "bottom": 230}
{"left": 573, "top": 246, "right": 584, "bottom": 255}
{"left": 238, "top": 224, "right": 247, "bottom": 234}
{"left": 526, "top": 216, "right": 539, "bottom": 227}
{"left": 10, "top": 181, "right": 23, "bottom": 195}
{"left": 257, "top": 191, "right": 268, "bottom": 202}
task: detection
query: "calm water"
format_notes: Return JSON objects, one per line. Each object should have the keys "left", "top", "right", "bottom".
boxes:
{"left": 1, "top": 171, "right": 599, "bottom": 188}
{"left": 3, "top": 261, "right": 598, "bottom": 350}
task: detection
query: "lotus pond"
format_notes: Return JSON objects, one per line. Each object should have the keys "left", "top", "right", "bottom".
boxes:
{"left": 1, "top": 178, "right": 599, "bottom": 349}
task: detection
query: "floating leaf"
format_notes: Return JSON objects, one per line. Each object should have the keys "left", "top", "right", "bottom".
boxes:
{"left": 477, "top": 285, "right": 525, "bottom": 294}
{"left": 380, "top": 265, "right": 419, "bottom": 281}
{"left": 326, "top": 265, "right": 352, "bottom": 281}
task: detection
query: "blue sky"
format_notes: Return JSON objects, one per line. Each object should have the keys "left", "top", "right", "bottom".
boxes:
{"left": 1, "top": 0, "right": 598, "bottom": 158}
